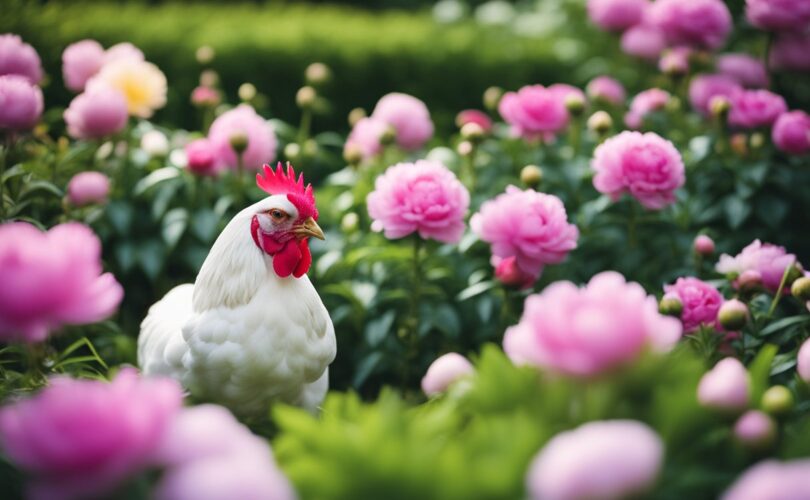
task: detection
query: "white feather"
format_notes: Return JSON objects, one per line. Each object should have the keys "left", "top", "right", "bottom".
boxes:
{"left": 138, "top": 197, "right": 336, "bottom": 416}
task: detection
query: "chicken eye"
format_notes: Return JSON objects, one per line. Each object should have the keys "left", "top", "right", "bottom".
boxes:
{"left": 269, "top": 209, "right": 286, "bottom": 222}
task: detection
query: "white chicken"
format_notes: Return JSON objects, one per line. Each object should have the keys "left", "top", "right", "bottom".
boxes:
{"left": 138, "top": 163, "right": 336, "bottom": 416}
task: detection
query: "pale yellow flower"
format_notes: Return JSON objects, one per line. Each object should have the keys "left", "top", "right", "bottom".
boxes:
{"left": 88, "top": 59, "right": 167, "bottom": 118}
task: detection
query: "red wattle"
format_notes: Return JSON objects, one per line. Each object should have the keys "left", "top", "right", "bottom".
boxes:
{"left": 272, "top": 242, "right": 303, "bottom": 278}
{"left": 293, "top": 240, "right": 312, "bottom": 278}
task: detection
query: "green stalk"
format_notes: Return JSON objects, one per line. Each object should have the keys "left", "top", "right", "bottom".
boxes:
{"left": 297, "top": 108, "right": 312, "bottom": 147}
{"left": 402, "top": 235, "right": 423, "bottom": 389}
{"left": 767, "top": 264, "right": 793, "bottom": 318}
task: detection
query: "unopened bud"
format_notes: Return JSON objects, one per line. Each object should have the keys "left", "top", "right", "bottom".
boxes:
{"left": 380, "top": 126, "right": 397, "bottom": 146}
{"left": 305, "top": 62, "right": 331, "bottom": 86}
{"left": 238, "top": 83, "right": 257, "bottom": 102}
{"left": 200, "top": 69, "right": 219, "bottom": 88}
{"left": 296, "top": 86, "right": 317, "bottom": 109}
{"left": 341, "top": 212, "right": 359, "bottom": 233}
{"left": 665, "top": 96, "right": 681, "bottom": 113}
{"left": 785, "top": 264, "right": 804, "bottom": 287}
{"left": 343, "top": 145, "right": 363, "bottom": 166}
{"left": 762, "top": 385, "right": 794, "bottom": 415}
{"left": 457, "top": 140, "right": 473, "bottom": 156}
{"left": 520, "top": 165, "right": 543, "bottom": 187}
{"left": 284, "top": 142, "right": 301, "bottom": 161}
{"left": 229, "top": 132, "right": 249, "bottom": 154}
{"left": 730, "top": 133, "right": 748, "bottom": 156}
{"left": 303, "top": 139, "right": 318, "bottom": 157}
{"left": 460, "top": 122, "right": 485, "bottom": 143}
{"left": 791, "top": 276, "right": 810, "bottom": 301}
{"left": 483, "top": 86, "right": 504, "bottom": 111}
{"left": 737, "top": 270, "right": 763, "bottom": 292}
{"left": 693, "top": 234, "right": 715, "bottom": 256}
{"left": 587, "top": 111, "right": 613, "bottom": 135}
{"left": 734, "top": 410, "right": 776, "bottom": 450}
{"left": 750, "top": 132, "right": 765, "bottom": 149}
{"left": 659, "top": 293, "right": 683, "bottom": 317}
{"left": 195, "top": 45, "right": 215, "bottom": 65}
{"left": 710, "top": 96, "right": 731, "bottom": 119}
{"left": 564, "top": 94, "right": 586, "bottom": 116}
{"left": 718, "top": 299, "right": 749, "bottom": 331}
{"left": 348, "top": 107, "right": 366, "bottom": 127}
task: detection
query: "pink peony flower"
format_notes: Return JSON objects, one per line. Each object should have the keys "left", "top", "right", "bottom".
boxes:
{"left": 745, "top": 0, "right": 810, "bottom": 32}
{"left": 694, "top": 234, "right": 716, "bottom": 255}
{"left": 548, "top": 83, "right": 587, "bottom": 104}
{"left": 586, "top": 76, "right": 626, "bottom": 105}
{"left": 152, "top": 405, "right": 295, "bottom": 500}
{"left": 621, "top": 24, "right": 667, "bottom": 60}
{"left": 716, "top": 240, "right": 797, "bottom": 292}
{"left": 697, "top": 357, "right": 750, "bottom": 411}
{"left": 0, "top": 222, "right": 124, "bottom": 342}
{"left": 367, "top": 160, "right": 469, "bottom": 243}
{"left": 208, "top": 104, "right": 277, "bottom": 170}
{"left": 103, "top": 42, "right": 145, "bottom": 65}
{"left": 728, "top": 89, "right": 788, "bottom": 129}
{"left": 190, "top": 85, "right": 220, "bottom": 107}
{"left": 499, "top": 85, "right": 571, "bottom": 141}
{"left": 0, "top": 75, "right": 43, "bottom": 131}
{"left": 370, "top": 92, "right": 434, "bottom": 150}
{"left": 185, "top": 138, "right": 220, "bottom": 176}
{"left": 649, "top": 0, "right": 732, "bottom": 50}
{"left": 772, "top": 110, "right": 810, "bottom": 155}
{"left": 344, "top": 117, "right": 388, "bottom": 161}
{"left": 0, "top": 368, "right": 183, "bottom": 500}
{"left": 659, "top": 46, "right": 691, "bottom": 75}
{"left": 723, "top": 459, "right": 810, "bottom": 500}
{"left": 493, "top": 256, "right": 537, "bottom": 289}
{"left": 64, "top": 87, "right": 128, "bottom": 139}
{"left": 471, "top": 186, "right": 578, "bottom": 283}
{"left": 591, "top": 130, "right": 685, "bottom": 210}
{"left": 62, "top": 40, "right": 106, "bottom": 92}
{"left": 421, "top": 353, "right": 475, "bottom": 396}
{"left": 527, "top": 420, "right": 663, "bottom": 500}
{"left": 770, "top": 32, "right": 810, "bottom": 72}
{"left": 625, "top": 88, "right": 670, "bottom": 129}
{"left": 717, "top": 53, "right": 769, "bottom": 88}
{"left": 587, "top": 0, "right": 648, "bottom": 32}
{"left": 733, "top": 410, "right": 776, "bottom": 449}
{"left": 455, "top": 109, "right": 493, "bottom": 133}
{"left": 797, "top": 338, "right": 810, "bottom": 383}
{"left": 664, "top": 277, "right": 722, "bottom": 333}
{"left": 67, "top": 171, "right": 110, "bottom": 207}
{"left": 0, "top": 34, "right": 42, "bottom": 84}
{"left": 688, "top": 74, "right": 742, "bottom": 116}
{"left": 504, "top": 271, "right": 682, "bottom": 376}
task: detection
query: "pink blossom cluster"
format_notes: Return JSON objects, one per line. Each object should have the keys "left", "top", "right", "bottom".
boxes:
{"left": 723, "top": 459, "right": 810, "bottom": 500}
{"left": 0, "top": 222, "right": 124, "bottom": 343}
{"left": 503, "top": 271, "right": 681, "bottom": 376}
{"left": 62, "top": 40, "right": 144, "bottom": 92}
{"left": 663, "top": 277, "right": 723, "bottom": 333}
{"left": 421, "top": 353, "right": 475, "bottom": 396}
{"left": 67, "top": 171, "right": 111, "bottom": 207}
{"left": 585, "top": 76, "right": 626, "bottom": 105}
{"left": 688, "top": 74, "right": 741, "bottom": 116}
{"left": 471, "top": 186, "right": 578, "bottom": 287}
{"left": 0, "top": 369, "right": 294, "bottom": 500}
{"left": 0, "top": 35, "right": 44, "bottom": 131}
{"left": 625, "top": 88, "right": 670, "bottom": 129}
{"left": 498, "top": 84, "right": 577, "bottom": 142}
{"left": 715, "top": 240, "right": 798, "bottom": 292}
{"left": 591, "top": 131, "right": 685, "bottom": 210}
{"left": 367, "top": 160, "right": 469, "bottom": 244}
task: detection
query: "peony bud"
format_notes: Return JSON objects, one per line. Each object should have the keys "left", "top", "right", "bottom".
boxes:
{"left": 141, "top": 130, "right": 169, "bottom": 157}
{"left": 718, "top": 299, "right": 749, "bottom": 331}
{"left": 190, "top": 86, "right": 220, "bottom": 108}
{"left": 343, "top": 144, "right": 363, "bottom": 166}
{"left": 761, "top": 385, "right": 794, "bottom": 415}
{"left": 456, "top": 140, "right": 473, "bottom": 157}
{"left": 665, "top": 96, "right": 681, "bottom": 113}
{"left": 587, "top": 111, "right": 613, "bottom": 135}
{"left": 340, "top": 212, "right": 359, "bottom": 233}
{"left": 238, "top": 83, "right": 256, "bottom": 102}
{"left": 697, "top": 357, "right": 749, "bottom": 412}
{"left": 483, "top": 86, "right": 504, "bottom": 111}
{"left": 737, "top": 270, "right": 763, "bottom": 292}
{"left": 730, "top": 133, "right": 748, "bottom": 156}
{"left": 520, "top": 165, "right": 543, "bottom": 187}
{"left": 564, "top": 94, "right": 586, "bottom": 116}
{"left": 296, "top": 86, "right": 317, "bottom": 109}
{"left": 785, "top": 265, "right": 804, "bottom": 288}
{"left": 460, "top": 122, "right": 485, "bottom": 143}
{"left": 659, "top": 293, "right": 683, "bottom": 317}
{"left": 380, "top": 126, "right": 397, "bottom": 146}
{"left": 734, "top": 410, "right": 776, "bottom": 450}
{"left": 229, "top": 132, "right": 249, "bottom": 154}
{"left": 67, "top": 171, "right": 110, "bottom": 207}
{"left": 797, "top": 338, "right": 810, "bottom": 384}
{"left": 200, "top": 69, "right": 219, "bottom": 88}
{"left": 185, "top": 138, "right": 218, "bottom": 176}
{"left": 750, "top": 132, "right": 765, "bottom": 150}
{"left": 348, "top": 107, "right": 366, "bottom": 127}
{"left": 195, "top": 45, "right": 215, "bottom": 65}
{"left": 305, "top": 62, "right": 331, "bottom": 86}
{"left": 303, "top": 139, "right": 318, "bottom": 157}
{"left": 494, "top": 256, "right": 534, "bottom": 289}
{"left": 792, "top": 277, "right": 810, "bottom": 301}
{"left": 283, "top": 142, "right": 301, "bottom": 161}
{"left": 710, "top": 96, "right": 731, "bottom": 119}
{"left": 421, "top": 352, "right": 474, "bottom": 396}
{"left": 694, "top": 235, "right": 715, "bottom": 256}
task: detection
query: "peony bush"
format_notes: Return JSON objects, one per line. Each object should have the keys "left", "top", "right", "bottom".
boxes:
{"left": 1, "top": 1, "right": 810, "bottom": 498}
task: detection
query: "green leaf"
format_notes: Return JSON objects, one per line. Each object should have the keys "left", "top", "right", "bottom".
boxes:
{"left": 457, "top": 281, "right": 496, "bottom": 301}
{"left": 365, "top": 310, "right": 396, "bottom": 347}
{"left": 1, "top": 164, "right": 27, "bottom": 183}
{"left": 759, "top": 316, "right": 809, "bottom": 337}
{"left": 19, "top": 180, "right": 63, "bottom": 200}
{"left": 432, "top": 304, "right": 461, "bottom": 339}
{"left": 723, "top": 196, "right": 750, "bottom": 229}
{"left": 151, "top": 182, "right": 180, "bottom": 220}
{"left": 133, "top": 167, "right": 181, "bottom": 195}
{"left": 190, "top": 208, "right": 220, "bottom": 241}
{"left": 137, "top": 239, "right": 165, "bottom": 281}
{"left": 162, "top": 208, "right": 189, "bottom": 249}
{"left": 114, "top": 242, "right": 136, "bottom": 273}
{"left": 106, "top": 201, "right": 134, "bottom": 235}
{"left": 353, "top": 352, "right": 383, "bottom": 388}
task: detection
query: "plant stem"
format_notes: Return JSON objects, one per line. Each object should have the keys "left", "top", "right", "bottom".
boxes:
{"left": 297, "top": 109, "right": 312, "bottom": 147}
{"left": 402, "top": 235, "right": 423, "bottom": 389}
{"left": 767, "top": 264, "right": 793, "bottom": 318}
{"left": 627, "top": 203, "right": 638, "bottom": 248}
{"left": 235, "top": 153, "right": 245, "bottom": 206}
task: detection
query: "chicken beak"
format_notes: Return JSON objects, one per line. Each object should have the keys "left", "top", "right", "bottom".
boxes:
{"left": 294, "top": 217, "right": 325, "bottom": 240}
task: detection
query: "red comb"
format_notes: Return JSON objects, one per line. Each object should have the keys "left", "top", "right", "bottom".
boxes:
{"left": 256, "top": 162, "right": 315, "bottom": 205}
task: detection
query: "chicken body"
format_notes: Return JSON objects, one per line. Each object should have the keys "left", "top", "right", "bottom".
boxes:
{"left": 138, "top": 198, "right": 336, "bottom": 416}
